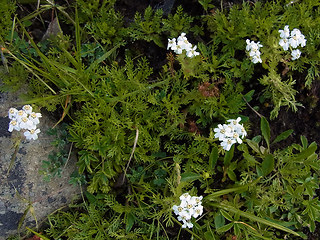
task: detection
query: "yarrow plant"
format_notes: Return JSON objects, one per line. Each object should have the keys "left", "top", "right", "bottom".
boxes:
{"left": 167, "top": 33, "right": 200, "bottom": 58}
{"left": 172, "top": 193, "right": 203, "bottom": 229}
{"left": 246, "top": 39, "right": 263, "bottom": 64}
{"left": 8, "top": 105, "right": 42, "bottom": 140}
{"left": 214, "top": 117, "right": 247, "bottom": 151}
{"left": 279, "top": 25, "right": 306, "bottom": 60}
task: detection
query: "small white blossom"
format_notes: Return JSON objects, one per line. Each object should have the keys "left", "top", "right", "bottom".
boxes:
{"left": 167, "top": 38, "right": 176, "bottom": 50}
{"left": 279, "top": 38, "right": 290, "bottom": 51}
{"left": 289, "top": 28, "right": 306, "bottom": 48}
{"left": 22, "top": 105, "right": 32, "bottom": 114}
{"left": 186, "top": 45, "right": 200, "bottom": 58}
{"left": 8, "top": 108, "right": 18, "bottom": 120}
{"left": 214, "top": 124, "right": 231, "bottom": 141}
{"left": 19, "top": 117, "right": 36, "bottom": 130}
{"left": 251, "top": 55, "right": 262, "bottom": 64}
{"left": 29, "top": 112, "right": 42, "bottom": 125}
{"left": 181, "top": 219, "right": 193, "bottom": 229}
{"left": 16, "top": 110, "right": 28, "bottom": 122}
{"left": 192, "top": 205, "right": 203, "bottom": 218}
{"left": 24, "top": 129, "right": 41, "bottom": 140}
{"left": 246, "top": 39, "right": 263, "bottom": 64}
{"left": 279, "top": 25, "right": 290, "bottom": 39}
{"left": 8, "top": 120, "right": 21, "bottom": 132}
{"left": 291, "top": 49, "right": 301, "bottom": 60}
{"left": 221, "top": 138, "right": 236, "bottom": 151}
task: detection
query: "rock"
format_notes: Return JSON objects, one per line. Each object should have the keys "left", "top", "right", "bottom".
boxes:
{"left": 0, "top": 91, "right": 80, "bottom": 240}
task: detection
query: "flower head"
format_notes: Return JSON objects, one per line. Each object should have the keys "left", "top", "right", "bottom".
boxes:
{"left": 8, "top": 108, "right": 18, "bottom": 119}
{"left": 214, "top": 117, "right": 247, "bottom": 151}
{"left": 291, "top": 49, "right": 301, "bottom": 60}
{"left": 279, "top": 25, "right": 290, "bottom": 39}
{"left": 24, "top": 129, "right": 41, "bottom": 140}
{"left": 173, "top": 193, "right": 203, "bottom": 229}
{"left": 8, "top": 120, "right": 21, "bottom": 132}
{"left": 168, "top": 33, "right": 199, "bottom": 58}
{"left": 246, "top": 39, "right": 263, "bottom": 64}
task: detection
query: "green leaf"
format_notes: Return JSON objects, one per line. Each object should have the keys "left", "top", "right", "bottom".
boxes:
{"left": 126, "top": 213, "right": 135, "bottom": 232}
{"left": 224, "top": 144, "right": 234, "bottom": 166}
{"left": 246, "top": 139, "right": 260, "bottom": 154}
{"left": 261, "top": 154, "right": 274, "bottom": 176}
{"left": 260, "top": 117, "right": 270, "bottom": 149}
{"left": 217, "top": 222, "right": 234, "bottom": 233}
{"left": 220, "top": 209, "right": 233, "bottom": 221}
{"left": 227, "top": 169, "right": 237, "bottom": 181}
{"left": 209, "top": 146, "right": 219, "bottom": 171}
{"left": 214, "top": 212, "right": 225, "bottom": 229}
{"left": 181, "top": 172, "right": 201, "bottom": 182}
{"left": 301, "top": 135, "right": 308, "bottom": 149}
{"left": 272, "top": 129, "right": 293, "bottom": 144}
{"left": 210, "top": 202, "right": 302, "bottom": 237}
{"left": 243, "top": 90, "right": 255, "bottom": 102}
{"left": 294, "top": 142, "right": 317, "bottom": 162}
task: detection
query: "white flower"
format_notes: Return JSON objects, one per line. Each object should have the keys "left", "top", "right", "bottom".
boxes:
{"left": 236, "top": 124, "right": 247, "bottom": 138}
{"left": 174, "top": 44, "right": 183, "bottom": 54}
{"left": 173, "top": 193, "right": 204, "bottom": 229}
{"left": 189, "top": 196, "right": 203, "bottom": 206}
{"left": 186, "top": 45, "right": 200, "bottom": 58}
{"left": 289, "top": 28, "right": 305, "bottom": 48}
{"left": 221, "top": 138, "right": 236, "bottom": 151}
{"left": 16, "top": 110, "right": 27, "bottom": 122}
{"left": 232, "top": 132, "right": 243, "bottom": 144}
{"left": 279, "top": 38, "right": 290, "bottom": 51}
{"left": 172, "top": 205, "right": 183, "bottom": 215}
{"left": 192, "top": 205, "right": 203, "bottom": 218}
{"left": 181, "top": 219, "right": 193, "bottom": 229}
{"left": 279, "top": 25, "right": 290, "bottom": 39}
{"left": 29, "top": 112, "right": 42, "bottom": 125}
{"left": 177, "top": 209, "right": 192, "bottom": 221}
{"left": 22, "top": 105, "right": 33, "bottom": 114}
{"left": 8, "top": 108, "right": 18, "bottom": 119}
{"left": 177, "top": 33, "right": 187, "bottom": 43}
{"left": 24, "top": 128, "right": 41, "bottom": 140}
{"left": 246, "top": 39, "right": 262, "bottom": 64}
{"left": 291, "top": 49, "right": 301, "bottom": 60}
{"left": 214, "top": 124, "right": 230, "bottom": 141}
{"left": 167, "top": 38, "right": 177, "bottom": 50}
{"left": 179, "top": 193, "right": 191, "bottom": 202}
{"left": 249, "top": 49, "right": 261, "bottom": 57}
{"left": 227, "top": 117, "right": 242, "bottom": 127}
{"left": 8, "top": 120, "right": 21, "bottom": 132}
{"left": 19, "top": 117, "right": 36, "bottom": 130}
{"left": 251, "top": 55, "right": 262, "bottom": 64}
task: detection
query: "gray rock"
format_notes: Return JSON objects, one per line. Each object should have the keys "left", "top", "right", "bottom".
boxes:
{"left": 0, "top": 91, "right": 80, "bottom": 240}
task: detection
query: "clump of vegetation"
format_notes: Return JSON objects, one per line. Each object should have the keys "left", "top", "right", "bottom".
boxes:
{"left": 2, "top": 0, "right": 320, "bottom": 239}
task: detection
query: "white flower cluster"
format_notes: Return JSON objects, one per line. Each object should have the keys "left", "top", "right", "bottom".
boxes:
{"left": 172, "top": 193, "right": 203, "bottom": 229}
{"left": 279, "top": 25, "right": 306, "bottom": 60}
{"left": 167, "top": 33, "right": 200, "bottom": 58}
{"left": 8, "top": 105, "right": 42, "bottom": 140}
{"left": 246, "top": 39, "right": 263, "bottom": 64}
{"left": 214, "top": 117, "right": 247, "bottom": 151}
